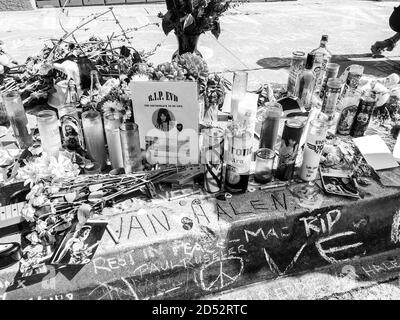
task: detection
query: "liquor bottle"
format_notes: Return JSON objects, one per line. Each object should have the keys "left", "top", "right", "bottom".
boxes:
{"left": 296, "top": 53, "right": 316, "bottom": 111}
{"left": 310, "top": 35, "right": 332, "bottom": 93}
{"left": 224, "top": 122, "right": 253, "bottom": 193}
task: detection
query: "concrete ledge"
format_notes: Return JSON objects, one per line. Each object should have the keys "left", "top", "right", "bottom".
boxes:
{"left": 2, "top": 175, "right": 400, "bottom": 300}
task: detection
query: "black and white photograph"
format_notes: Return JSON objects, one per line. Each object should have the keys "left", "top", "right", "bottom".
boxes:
{"left": 2, "top": 0, "right": 400, "bottom": 309}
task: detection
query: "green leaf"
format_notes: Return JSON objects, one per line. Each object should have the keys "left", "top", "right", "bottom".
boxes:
{"left": 162, "top": 11, "right": 176, "bottom": 35}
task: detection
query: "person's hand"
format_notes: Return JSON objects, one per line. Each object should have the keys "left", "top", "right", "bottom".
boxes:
{"left": 371, "top": 39, "right": 395, "bottom": 55}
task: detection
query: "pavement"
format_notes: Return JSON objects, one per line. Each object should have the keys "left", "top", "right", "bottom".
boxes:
{"left": 1, "top": 0, "right": 400, "bottom": 86}
{"left": 2, "top": 0, "right": 400, "bottom": 300}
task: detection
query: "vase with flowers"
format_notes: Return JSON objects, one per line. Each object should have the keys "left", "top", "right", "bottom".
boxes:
{"left": 159, "top": 0, "right": 239, "bottom": 57}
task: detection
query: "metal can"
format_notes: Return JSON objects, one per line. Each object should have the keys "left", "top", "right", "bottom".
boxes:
{"left": 224, "top": 123, "right": 253, "bottom": 193}
{"left": 59, "top": 104, "right": 85, "bottom": 152}
{"left": 350, "top": 95, "right": 376, "bottom": 137}
{"left": 299, "top": 118, "right": 327, "bottom": 181}
{"left": 202, "top": 128, "right": 225, "bottom": 193}
{"left": 287, "top": 51, "right": 306, "bottom": 97}
{"left": 275, "top": 119, "right": 305, "bottom": 181}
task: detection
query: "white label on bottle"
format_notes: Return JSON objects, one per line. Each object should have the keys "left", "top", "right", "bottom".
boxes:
{"left": 300, "top": 133, "right": 325, "bottom": 181}
{"left": 227, "top": 136, "right": 253, "bottom": 174}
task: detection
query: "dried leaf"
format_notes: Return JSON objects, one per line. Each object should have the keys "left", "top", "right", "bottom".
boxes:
{"left": 162, "top": 11, "right": 176, "bottom": 36}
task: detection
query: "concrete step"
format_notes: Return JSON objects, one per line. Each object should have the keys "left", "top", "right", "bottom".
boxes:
{"left": 201, "top": 248, "right": 400, "bottom": 300}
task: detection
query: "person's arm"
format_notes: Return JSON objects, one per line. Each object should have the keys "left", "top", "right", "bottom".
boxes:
{"left": 371, "top": 32, "right": 400, "bottom": 55}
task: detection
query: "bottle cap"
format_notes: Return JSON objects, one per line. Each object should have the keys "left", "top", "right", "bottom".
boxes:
{"left": 321, "top": 35, "right": 329, "bottom": 42}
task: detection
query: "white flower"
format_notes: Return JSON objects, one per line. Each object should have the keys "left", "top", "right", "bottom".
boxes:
{"left": 35, "top": 220, "right": 48, "bottom": 236}
{"left": 21, "top": 204, "right": 36, "bottom": 222}
{"left": 31, "top": 194, "right": 49, "bottom": 207}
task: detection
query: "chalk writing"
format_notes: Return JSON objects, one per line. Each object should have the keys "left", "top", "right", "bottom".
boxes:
{"left": 120, "top": 210, "right": 171, "bottom": 239}
{"left": 361, "top": 259, "right": 400, "bottom": 278}
{"left": 391, "top": 209, "right": 400, "bottom": 244}
{"left": 29, "top": 293, "right": 73, "bottom": 300}
{"left": 315, "top": 231, "right": 364, "bottom": 264}
{"left": 300, "top": 209, "right": 341, "bottom": 237}
{"left": 195, "top": 257, "right": 244, "bottom": 292}
{"left": 244, "top": 225, "right": 291, "bottom": 243}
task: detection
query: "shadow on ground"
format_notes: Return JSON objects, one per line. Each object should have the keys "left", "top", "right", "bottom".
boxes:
{"left": 257, "top": 53, "right": 400, "bottom": 78}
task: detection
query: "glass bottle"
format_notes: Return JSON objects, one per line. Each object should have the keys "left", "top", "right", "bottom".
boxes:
{"left": 230, "top": 71, "right": 248, "bottom": 121}
{"left": 296, "top": 53, "right": 316, "bottom": 111}
{"left": 275, "top": 119, "right": 305, "bottom": 181}
{"left": 0, "top": 94, "right": 9, "bottom": 127}
{"left": 350, "top": 93, "right": 376, "bottom": 138}
{"left": 202, "top": 128, "right": 224, "bottom": 193}
{"left": 259, "top": 102, "right": 283, "bottom": 150}
{"left": 287, "top": 51, "right": 306, "bottom": 97}
{"left": 104, "top": 112, "right": 124, "bottom": 169}
{"left": 319, "top": 63, "right": 340, "bottom": 99}
{"left": 299, "top": 118, "right": 328, "bottom": 181}
{"left": 2, "top": 90, "right": 33, "bottom": 149}
{"left": 321, "top": 78, "right": 343, "bottom": 121}
{"left": 36, "top": 110, "right": 62, "bottom": 157}
{"left": 311, "top": 35, "right": 332, "bottom": 93}
{"left": 120, "top": 122, "right": 143, "bottom": 173}
{"left": 224, "top": 122, "right": 253, "bottom": 193}
{"left": 82, "top": 110, "right": 107, "bottom": 170}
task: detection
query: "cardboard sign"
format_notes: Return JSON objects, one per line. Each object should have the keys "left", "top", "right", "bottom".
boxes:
{"left": 130, "top": 81, "right": 199, "bottom": 165}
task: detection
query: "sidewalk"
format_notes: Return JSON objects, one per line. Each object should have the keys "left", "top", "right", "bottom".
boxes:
{"left": 1, "top": 0, "right": 400, "bottom": 87}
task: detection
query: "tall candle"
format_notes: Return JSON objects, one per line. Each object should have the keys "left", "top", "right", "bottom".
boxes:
{"left": 2, "top": 90, "right": 33, "bottom": 149}
{"left": 104, "top": 113, "right": 124, "bottom": 169}
{"left": 82, "top": 110, "right": 107, "bottom": 170}
{"left": 36, "top": 110, "right": 62, "bottom": 157}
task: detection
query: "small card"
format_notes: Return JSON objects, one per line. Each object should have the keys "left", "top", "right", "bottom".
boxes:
{"left": 50, "top": 221, "right": 107, "bottom": 266}
{"left": 353, "top": 135, "right": 399, "bottom": 171}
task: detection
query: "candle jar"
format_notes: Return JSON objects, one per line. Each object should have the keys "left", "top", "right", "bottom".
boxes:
{"left": 231, "top": 71, "right": 248, "bottom": 120}
{"left": 259, "top": 102, "right": 283, "bottom": 150}
{"left": 0, "top": 95, "right": 9, "bottom": 127}
{"left": 202, "top": 128, "right": 224, "bottom": 193}
{"left": 287, "top": 51, "right": 306, "bottom": 97}
{"left": 59, "top": 104, "right": 85, "bottom": 152}
{"left": 254, "top": 148, "right": 276, "bottom": 184}
{"left": 120, "top": 122, "right": 143, "bottom": 173}
{"left": 37, "top": 110, "right": 62, "bottom": 157}
{"left": 82, "top": 110, "right": 107, "bottom": 170}
{"left": 3, "top": 90, "right": 33, "bottom": 149}
{"left": 104, "top": 113, "right": 124, "bottom": 169}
